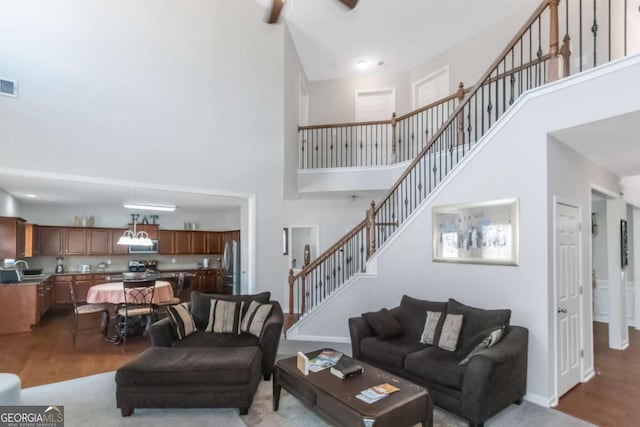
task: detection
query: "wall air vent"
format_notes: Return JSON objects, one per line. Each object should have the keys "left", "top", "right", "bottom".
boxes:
{"left": 0, "top": 78, "right": 17, "bottom": 98}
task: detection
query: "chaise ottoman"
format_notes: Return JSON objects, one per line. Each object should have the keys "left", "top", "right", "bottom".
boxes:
{"left": 115, "top": 346, "right": 262, "bottom": 416}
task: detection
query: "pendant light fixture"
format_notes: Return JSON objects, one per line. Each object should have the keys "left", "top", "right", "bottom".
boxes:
{"left": 117, "top": 188, "right": 154, "bottom": 246}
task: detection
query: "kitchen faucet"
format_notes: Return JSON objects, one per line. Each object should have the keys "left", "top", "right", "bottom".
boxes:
{"left": 14, "top": 260, "right": 29, "bottom": 271}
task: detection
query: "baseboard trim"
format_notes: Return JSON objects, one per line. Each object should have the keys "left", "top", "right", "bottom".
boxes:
{"left": 525, "top": 392, "right": 553, "bottom": 408}
{"left": 285, "top": 333, "right": 350, "bottom": 344}
{"left": 582, "top": 367, "right": 596, "bottom": 382}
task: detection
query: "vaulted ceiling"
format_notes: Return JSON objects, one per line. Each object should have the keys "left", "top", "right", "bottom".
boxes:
{"left": 255, "top": 0, "right": 539, "bottom": 81}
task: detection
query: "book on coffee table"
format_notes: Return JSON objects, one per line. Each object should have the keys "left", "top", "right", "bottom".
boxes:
{"left": 330, "top": 358, "right": 363, "bottom": 379}
{"left": 356, "top": 383, "right": 400, "bottom": 404}
{"left": 308, "top": 350, "right": 343, "bottom": 373}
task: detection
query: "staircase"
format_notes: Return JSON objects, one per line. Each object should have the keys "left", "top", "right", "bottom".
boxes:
{"left": 287, "top": 0, "right": 638, "bottom": 332}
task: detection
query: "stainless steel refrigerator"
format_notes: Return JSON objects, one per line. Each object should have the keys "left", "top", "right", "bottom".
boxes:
{"left": 221, "top": 239, "right": 240, "bottom": 294}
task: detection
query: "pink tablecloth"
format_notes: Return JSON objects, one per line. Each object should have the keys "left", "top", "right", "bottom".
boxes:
{"left": 86, "top": 281, "right": 174, "bottom": 304}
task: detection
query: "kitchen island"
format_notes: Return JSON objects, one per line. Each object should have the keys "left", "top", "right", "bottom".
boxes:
{"left": 0, "top": 275, "right": 54, "bottom": 334}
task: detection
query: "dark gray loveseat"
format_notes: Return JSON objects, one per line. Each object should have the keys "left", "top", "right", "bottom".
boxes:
{"left": 349, "top": 295, "right": 528, "bottom": 427}
{"left": 149, "top": 291, "right": 284, "bottom": 380}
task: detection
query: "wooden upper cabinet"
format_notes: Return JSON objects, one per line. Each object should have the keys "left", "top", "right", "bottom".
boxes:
{"left": 64, "top": 228, "right": 87, "bottom": 255}
{"left": 190, "top": 232, "right": 207, "bottom": 254}
{"left": 24, "top": 224, "right": 39, "bottom": 257}
{"left": 0, "top": 217, "right": 27, "bottom": 259}
{"left": 39, "top": 227, "right": 64, "bottom": 256}
{"left": 158, "top": 230, "right": 175, "bottom": 255}
{"left": 130, "top": 224, "right": 159, "bottom": 240}
{"left": 174, "top": 231, "right": 191, "bottom": 254}
{"left": 206, "top": 232, "right": 221, "bottom": 254}
{"left": 87, "top": 229, "right": 109, "bottom": 255}
{"left": 110, "top": 229, "right": 129, "bottom": 255}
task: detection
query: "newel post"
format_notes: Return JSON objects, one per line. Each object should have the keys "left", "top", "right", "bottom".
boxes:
{"left": 288, "top": 269, "right": 295, "bottom": 316}
{"left": 366, "top": 200, "right": 376, "bottom": 258}
{"left": 390, "top": 112, "right": 397, "bottom": 162}
{"left": 456, "top": 82, "right": 465, "bottom": 146}
{"left": 560, "top": 34, "right": 572, "bottom": 78}
{"left": 547, "top": 0, "right": 561, "bottom": 82}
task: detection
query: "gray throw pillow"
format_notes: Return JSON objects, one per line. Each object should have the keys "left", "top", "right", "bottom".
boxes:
{"left": 362, "top": 308, "right": 404, "bottom": 340}
{"left": 438, "top": 314, "right": 463, "bottom": 351}
{"left": 240, "top": 301, "right": 273, "bottom": 337}
{"left": 458, "top": 326, "right": 507, "bottom": 365}
{"left": 206, "top": 299, "right": 244, "bottom": 334}
{"left": 167, "top": 302, "right": 196, "bottom": 340}
{"left": 419, "top": 311, "right": 442, "bottom": 344}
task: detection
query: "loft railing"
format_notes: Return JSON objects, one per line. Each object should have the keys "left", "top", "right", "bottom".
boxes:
{"left": 297, "top": 84, "right": 468, "bottom": 169}
{"left": 289, "top": 0, "right": 638, "bottom": 317}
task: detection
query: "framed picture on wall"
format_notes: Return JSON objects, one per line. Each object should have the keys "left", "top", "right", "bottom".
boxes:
{"left": 621, "top": 219, "right": 628, "bottom": 268}
{"left": 433, "top": 198, "right": 519, "bottom": 265}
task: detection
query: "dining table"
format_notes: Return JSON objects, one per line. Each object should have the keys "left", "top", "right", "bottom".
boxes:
{"left": 86, "top": 280, "right": 175, "bottom": 344}
{"left": 86, "top": 280, "right": 175, "bottom": 304}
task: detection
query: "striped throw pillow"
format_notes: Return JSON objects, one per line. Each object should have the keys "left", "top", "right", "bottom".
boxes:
{"left": 167, "top": 303, "right": 196, "bottom": 340}
{"left": 206, "top": 299, "right": 244, "bottom": 334}
{"left": 240, "top": 301, "right": 273, "bottom": 337}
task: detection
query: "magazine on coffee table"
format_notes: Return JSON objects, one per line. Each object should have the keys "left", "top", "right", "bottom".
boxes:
{"left": 308, "top": 350, "right": 343, "bottom": 373}
{"left": 356, "top": 383, "right": 400, "bottom": 404}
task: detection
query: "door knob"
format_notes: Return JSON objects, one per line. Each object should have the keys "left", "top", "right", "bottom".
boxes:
{"left": 557, "top": 308, "right": 567, "bottom": 314}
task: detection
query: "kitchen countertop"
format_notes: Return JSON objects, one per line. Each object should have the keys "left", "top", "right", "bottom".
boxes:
{"left": 0, "top": 274, "right": 53, "bottom": 286}
{"left": 54, "top": 267, "right": 219, "bottom": 275}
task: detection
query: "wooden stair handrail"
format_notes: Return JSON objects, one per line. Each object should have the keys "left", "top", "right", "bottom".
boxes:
{"left": 375, "top": 0, "right": 552, "bottom": 214}
{"left": 395, "top": 87, "right": 469, "bottom": 122}
{"left": 291, "top": 219, "right": 367, "bottom": 281}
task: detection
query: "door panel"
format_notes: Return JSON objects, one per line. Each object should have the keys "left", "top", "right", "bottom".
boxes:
{"left": 556, "top": 203, "right": 582, "bottom": 397}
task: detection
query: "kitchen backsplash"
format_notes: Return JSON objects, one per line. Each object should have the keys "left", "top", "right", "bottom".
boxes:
{"left": 27, "top": 254, "right": 224, "bottom": 273}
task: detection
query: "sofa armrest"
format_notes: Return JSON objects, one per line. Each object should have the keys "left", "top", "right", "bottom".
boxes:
{"left": 348, "top": 316, "right": 375, "bottom": 360}
{"left": 460, "top": 326, "right": 529, "bottom": 425}
{"left": 149, "top": 317, "right": 175, "bottom": 347}
{"left": 259, "top": 301, "right": 284, "bottom": 379}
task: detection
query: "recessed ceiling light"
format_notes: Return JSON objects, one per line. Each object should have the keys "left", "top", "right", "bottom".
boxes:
{"left": 377, "top": 61, "right": 384, "bottom": 67}
{"left": 25, "top": 194, "right": 37, "bottom": 198}
{"left": 357, "top": 60, "right": 369, "bottom": 70}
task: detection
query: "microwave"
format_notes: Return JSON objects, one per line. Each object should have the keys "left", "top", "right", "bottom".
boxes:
{"left": 129, "top": 240, "right": 159, "bottom": 254}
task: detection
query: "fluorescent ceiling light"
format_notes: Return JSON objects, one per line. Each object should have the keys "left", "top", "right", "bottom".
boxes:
{"left": 124, "top": 203, "right": 176, "bottom": 212}
{"left": 357, "top": 60, "right": 369, "bottom": 70}
{"left": 25, "top": 194, "right": 37, "bottom": 198}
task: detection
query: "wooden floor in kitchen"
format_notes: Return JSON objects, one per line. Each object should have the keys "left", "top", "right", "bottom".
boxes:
{"left": 556, "top": 321, "right": 640, "bottom": 427}
{"left": 0, "top": 307, "right": 149, "bottom": 388}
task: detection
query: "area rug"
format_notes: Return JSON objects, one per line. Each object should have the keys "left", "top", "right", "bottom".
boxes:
{"left": 20, "top": 371, "right": 593, "bottom": 427}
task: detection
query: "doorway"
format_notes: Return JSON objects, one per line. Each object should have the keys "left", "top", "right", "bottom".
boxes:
{"left": 555, "top": 200, "right": 583, "bottom": 397}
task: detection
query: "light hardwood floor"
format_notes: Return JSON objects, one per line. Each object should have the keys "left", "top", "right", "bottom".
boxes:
{"left": 556, "top": 321, "right": 640, "bottom": 427}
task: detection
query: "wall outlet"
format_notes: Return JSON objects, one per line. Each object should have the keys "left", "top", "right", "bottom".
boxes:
{"left": 171, "top": 258, "right": 176, "bottom": 264}
{"left": 106, "top": 259, "right": 111, "bottom": 265}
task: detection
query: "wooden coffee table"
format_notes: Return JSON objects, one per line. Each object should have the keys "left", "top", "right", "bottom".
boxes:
{"left": 273, "top": 350, "right": 432, "bottom": 427}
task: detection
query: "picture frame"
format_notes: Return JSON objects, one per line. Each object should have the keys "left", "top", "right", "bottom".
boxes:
{"left": 621, "top": 219, "right": 628, "bottom": 268}
{"left": 433, "top": 198, "right": 519, "bottom": 265}
{"left": 283, "top": 227, "right": 289, "bottom": 255}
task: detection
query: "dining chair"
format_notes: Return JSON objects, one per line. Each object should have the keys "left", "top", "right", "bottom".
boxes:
{"left": 157, "top": 273, "right": 184, "bottom": 317}
{"left": 69, "top": 282, "right": 110, "bottom": 347}
{"left": 119, "top": 279, "right": 157, "bottom": 349}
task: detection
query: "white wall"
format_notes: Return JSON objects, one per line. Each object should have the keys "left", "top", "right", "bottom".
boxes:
{"left": 289, "top": 55, "right": 640, "bottom": 404}
{"left": 308, "top": 71, "right": 411, "bottom": 124}
{"left": 0, "top": 188, "right": 21, "bottom": 217}
{"left": 19, "top": 202, "right": 240, "bottom": 231}
{"left": 284, "top": 24, "right": 308, "bottom": 198}
{"left": 622, "top": 174, "right": 640, "bottom": 207}
{"left": 592, "top": 199, "right": 608, "bottom": 280}
{"left": 0, "top": 0, "right": 286, "bottom": 300}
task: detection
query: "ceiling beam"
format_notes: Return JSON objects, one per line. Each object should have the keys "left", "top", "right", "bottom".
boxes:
{"left": 267, "top": 0, "right": 284, "bottom": 24}
{"left": 338, "top": 0, "right": 358, "bottom": 9}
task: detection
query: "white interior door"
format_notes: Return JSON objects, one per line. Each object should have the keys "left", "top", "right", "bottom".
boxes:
{"left": 413, "top": 66, "right": 450, "bottom": 109}
{"left": 556, "top": 202, "right": 582, "bottom": 397}
{"left": 355, "top": 88, "right": 396, "bottom": 122}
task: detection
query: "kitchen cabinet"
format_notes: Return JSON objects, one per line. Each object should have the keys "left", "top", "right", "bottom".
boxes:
{"left": 191, "top": 232, "right": 207, "bottom": 254}
{"left": 39, "top": 227, "right": 64, "bottom": 256}
{"left": 39, "top": 278, "right": 54, "bottom": 318}
{"left": 174, "top": 231, "right": 191, "bottom": 254}
{"left": 0, "top": 216, "right": 27, "bottom": 259}
{"left": 158, "top": 230, "right": 175, "bottom": 254}
{"left": 87, "top": 229, "right": 109, "bottom": 255}
{"left": 110, "top": 229, "right": 129, "bottom": 255}
{"left": 130, "top": 224, "right": 158, "bottom": 240}
{"left": 54, "top": 275, "right": 73, "bottom": 304}
{"left": 206, "top": 232, "right": 222, "bottom": 254}
{"left": 65, "top": 228, "right": 87, "bottom": 255}
{"left": 24, "top": 224, "right": 39, "bottom": 257}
